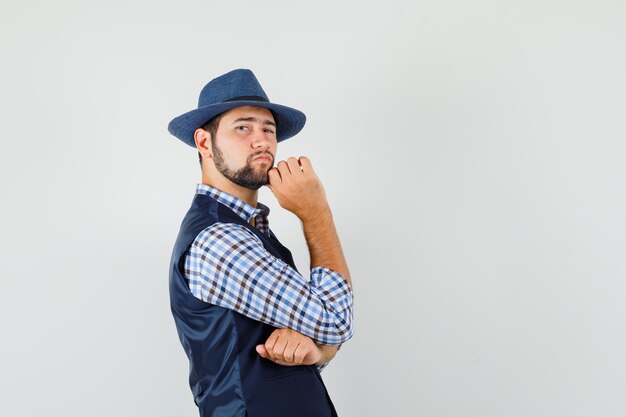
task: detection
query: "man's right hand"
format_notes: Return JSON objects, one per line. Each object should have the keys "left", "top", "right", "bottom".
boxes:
{"left": 266, "top": 156, "right": 330, "bottom": 222}
{"left": 267, "top": 155, "right": 352, "bottom": 287}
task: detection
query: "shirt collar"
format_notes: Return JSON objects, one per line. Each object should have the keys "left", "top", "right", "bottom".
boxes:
{"left": 196, "top": 184, "right": 270, "bottom": 234}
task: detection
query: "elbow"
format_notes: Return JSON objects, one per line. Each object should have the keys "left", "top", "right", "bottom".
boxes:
{"left": 338, "top": 324, "right": 355, "bottom": 344}
{"left": 326, "top": 316, "right": 354, "bottom": 345}
{"left": 330, "top": 298, "right": 354, "bottom": 344}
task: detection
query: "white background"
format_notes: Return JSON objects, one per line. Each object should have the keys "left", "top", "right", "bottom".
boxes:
{"left": 1, "top": 1, "right": 625, "bottom": 416}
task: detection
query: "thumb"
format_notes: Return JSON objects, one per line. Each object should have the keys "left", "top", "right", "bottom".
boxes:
{"left": 256, "top": 344, "right": 269, "bottom": 358}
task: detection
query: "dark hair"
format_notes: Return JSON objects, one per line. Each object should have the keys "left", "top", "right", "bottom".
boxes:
{"left": 198, "top": 113, "right": 224, "bottom": 166}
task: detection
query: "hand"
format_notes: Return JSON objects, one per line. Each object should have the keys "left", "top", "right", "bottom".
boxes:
{"left": 266, "top": 156, "right": 329, "bottom": 221}
{"left": 256, "top": 328, "right": 322, "bottom": 366}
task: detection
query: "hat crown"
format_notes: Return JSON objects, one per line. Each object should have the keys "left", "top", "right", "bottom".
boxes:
{"left": 198, "top": 69, "right": 269, "bottom": 107}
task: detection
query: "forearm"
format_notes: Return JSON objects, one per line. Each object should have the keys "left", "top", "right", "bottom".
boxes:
{"left": 267, "top": 156, "right": 352, "bottom": 287}
{"left": 265, "top": 156, "right": 354, "bottom": 345}
{"left": 301, "top": 207, "right": 352, "bottom": 287}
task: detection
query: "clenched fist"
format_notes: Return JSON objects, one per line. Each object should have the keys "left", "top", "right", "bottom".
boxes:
{"left": 256, "top": 328, "right": 322, "bottom": 366}
{"left": 266, "top": 156, "right": 329, "bottom": 221}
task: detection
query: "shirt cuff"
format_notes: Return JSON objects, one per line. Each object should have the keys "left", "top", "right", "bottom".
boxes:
{"left": 309, "top": 266, "right": 353, "bottom": 314}
{"left": 316, "top": 362, "right": 329, "bottom": 373}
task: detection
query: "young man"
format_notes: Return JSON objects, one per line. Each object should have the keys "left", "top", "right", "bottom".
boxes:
{"left": 167, "top": 69, "right": 354, "bottom": 417}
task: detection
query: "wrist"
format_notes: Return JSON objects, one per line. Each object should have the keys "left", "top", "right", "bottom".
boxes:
{"left": 299, "top": 205, "right": 332, "bottom": 225}
{"left": 316, "top": 345, "right": 339, "bottom": 364}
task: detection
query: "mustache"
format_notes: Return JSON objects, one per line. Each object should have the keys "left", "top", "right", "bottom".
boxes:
{"left": 249, "top": 151, "right": 275, "bottom": 164}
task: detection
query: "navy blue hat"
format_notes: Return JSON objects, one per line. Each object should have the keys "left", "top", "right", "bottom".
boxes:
{"left": 168, "top": 69, "right": 306, "bottom": 147}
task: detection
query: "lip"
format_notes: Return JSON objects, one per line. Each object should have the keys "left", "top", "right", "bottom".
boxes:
{"left": 253, "top": 154, "right": 273, "bottom": 162}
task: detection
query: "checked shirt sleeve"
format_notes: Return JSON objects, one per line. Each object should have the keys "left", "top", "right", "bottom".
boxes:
{"left": 184, "top": 222, "right": 354, "bottom": 345}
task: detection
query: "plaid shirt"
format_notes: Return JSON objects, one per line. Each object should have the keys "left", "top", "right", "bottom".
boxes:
{"left": 184, "top": 184, "right": 354, "bottom": 348}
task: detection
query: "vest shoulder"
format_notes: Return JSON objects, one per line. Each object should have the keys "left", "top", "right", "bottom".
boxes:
{"left": 179, "top": 194, "right": 249, "bottom": 239}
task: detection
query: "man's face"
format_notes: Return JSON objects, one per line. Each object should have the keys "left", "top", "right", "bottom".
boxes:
{"left": 210, "top": 106, "right": 277, "bottom": 190}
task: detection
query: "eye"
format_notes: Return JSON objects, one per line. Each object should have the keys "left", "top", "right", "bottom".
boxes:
{"left": 264, "top": 128, "right": 275, "bottom": 134}
{"left": 236, "top": 125, "right": 249, "bottom": 131}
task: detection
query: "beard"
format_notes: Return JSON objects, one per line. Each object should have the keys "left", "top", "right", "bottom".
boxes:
{"left": 212, "top": 141, "right": 274, "bottom": 190}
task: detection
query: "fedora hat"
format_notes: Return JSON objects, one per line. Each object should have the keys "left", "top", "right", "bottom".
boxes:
{"left": 168, "top": 69, "right": 306, "bottom": 147}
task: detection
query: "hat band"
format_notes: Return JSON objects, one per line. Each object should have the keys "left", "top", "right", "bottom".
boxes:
{"left": 225, "top": 95, "right": 269, "bottom": 102}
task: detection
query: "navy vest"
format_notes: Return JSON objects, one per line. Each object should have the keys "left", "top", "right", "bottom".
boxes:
{"left": 169, "top": 192, "right": 338, "bottom": 417}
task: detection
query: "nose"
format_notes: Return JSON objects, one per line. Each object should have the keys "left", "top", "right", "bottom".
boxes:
{"left": 251, "top": 126, "right": 275, "bottom": 149}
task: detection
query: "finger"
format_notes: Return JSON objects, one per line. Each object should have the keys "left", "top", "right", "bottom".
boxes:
{"left": 264, "top": 331, "right": 279, "bottom": 353}
{"left": 267, "top": 168, "right": 281, "bottom": 186}
{"left": 256, "top": 344, "right": 270, "bottom": 359}
{"left": 293, "top": 343, "right": 307, "bottom": 365}
{"left": 271, "top": 360, "right": 297, "bottom": 366}
{"left": 286, "top": 157, "right": 302, "bottom": 175}
{"left": 276, "top": 160, "right": 292, "bottom": 177}
{"left": 271, "top": 334, "right": 288, "bottom": 361}
{"left": 298, "top": 156, "right": 314, "bottom": 173}
{"left": 283, "top": 341, "right": 300, "bottom": 363}
{"left": 297, "top": 339, "right": 320, "bottom": 365}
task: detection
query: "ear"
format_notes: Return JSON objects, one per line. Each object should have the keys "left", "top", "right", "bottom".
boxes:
{"left": 194, "top": 128, "right": 213, "bottom": 159}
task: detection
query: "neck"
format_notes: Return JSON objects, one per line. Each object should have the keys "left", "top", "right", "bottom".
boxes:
{"left": 201, "top": 173, "right": 259, "bottom": 207}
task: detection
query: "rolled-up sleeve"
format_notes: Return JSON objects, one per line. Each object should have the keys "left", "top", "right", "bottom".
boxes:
{"left": 185, "top": 222, "right": 354, "bottom": 345}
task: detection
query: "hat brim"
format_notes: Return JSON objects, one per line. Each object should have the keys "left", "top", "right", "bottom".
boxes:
{"left": 168, "top": 101, "right": 306, "bottom": 148}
